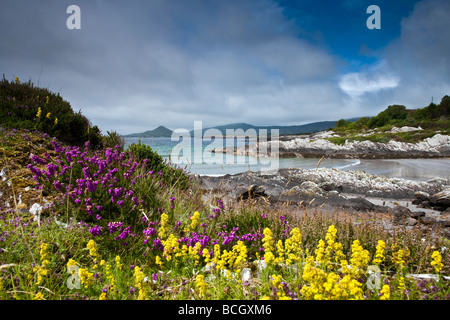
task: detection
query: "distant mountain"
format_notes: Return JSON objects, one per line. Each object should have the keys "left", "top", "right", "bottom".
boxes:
{"left": 190, "top": 119, "right": 360, "bottom": 137}
{"left": 123, "top": 118, "right": 361, "bottom": 138}
{"left": 123, "top": 126, "right": 173, "bottom": 138}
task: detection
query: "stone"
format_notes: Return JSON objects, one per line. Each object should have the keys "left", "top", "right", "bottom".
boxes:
{"left": 415, "top": 191, "right": 430, "bottom": 202}
{"left": 418, "top": 216, "right": 436, "bottom": 225}
{"left": 430, "top": 189, "right": 450, "bottom": 208}
{"left": 392, "top": 206, "right": 412, "bottom": 224}
{"left": 410, "top": 211, "right": 426, "bottom": 219}
{"left": 406, "top": 217, "right": 418, "bottom": 226}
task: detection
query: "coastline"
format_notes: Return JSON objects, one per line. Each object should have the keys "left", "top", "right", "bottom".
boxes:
{"left": 211, "top": 131, "right": 450, "bottom": 160}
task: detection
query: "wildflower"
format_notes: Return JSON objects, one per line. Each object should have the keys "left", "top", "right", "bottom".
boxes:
{"left": 79, "top": 268, "right": 94, "bottom": 288}
{"left": 15, "top": 76, "right": 20, "bottom": 84}
{"left": 349, "top": 240, "right": 370, "bottom": 277}
{"left": 115, "top": 255, "right": 122, "bottom": 270}
{"left": 392, "top": 247, "right": 409, "bottom": 268}
{"left": 262, "top": 228, "right": 275, "bottom": 265}
{"left": 40, "top": 243, "right": 51, "bottom": 263}
{"left": 430, "top": 251, "right": 443, "bottom": 273}
{"left": 155, "top": 255, "right": 163, "bottom": 267}
{"left": 33, "top": 292, "right": 45, "bottom": 300}
{"left": 196, "top": 274, "right": 208, "bottom": 298}
{"left": 158, "top": 213, "right": 170, "bottom": 239}
{"left": 398, "top": 276, "right": 405, "bottom": 292}
{"left": 186, "top": 211, "right": 201, "bottom": 233}
{"left": 36, "top": 107, "right": 42, "bottom": 118}
{"left": 134, "top": 266, "right": 148, "bottom": 300}
{"left": 99, "top": 292, "right": 107, "bottom": 300}
{"left": 372, "top": 240, "right": 386, "bottom": 266}
{"left": 46, "top": 112, "right": 51, "bottom": 119}
{"left": 86, "top": 239, "right": 100, "bottom": 261}
{"left": 379, "top": 285, "right": 390, "bottom": 300}
{"left": 46, "top": 96, "right": 50, "bottom": 104}
{"left": 54, "top": 117, "right": 58, "bottom": 125}
{"left": 285, "top": 227, "right": 302, "bottom": 265}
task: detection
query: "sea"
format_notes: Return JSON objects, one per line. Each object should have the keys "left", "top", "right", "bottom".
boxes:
{"left": 124, "top": 137, "right": 450, "bottom": 182}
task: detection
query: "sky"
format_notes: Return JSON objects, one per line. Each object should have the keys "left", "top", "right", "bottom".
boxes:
{"left": 1, "top": 0, "right": 449, "bottom": 135}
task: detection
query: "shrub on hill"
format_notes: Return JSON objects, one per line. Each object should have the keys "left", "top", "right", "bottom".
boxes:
{"left": 0, "top": 76, "right": 103, "bottom": 149}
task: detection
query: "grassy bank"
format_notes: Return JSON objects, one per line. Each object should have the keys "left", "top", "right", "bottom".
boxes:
{"left": 0, "top": 79, "right": 449, "bottom": 300}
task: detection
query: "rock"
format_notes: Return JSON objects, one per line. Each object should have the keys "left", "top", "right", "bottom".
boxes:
{"left": 238, "top": 184, "right": 267, "bottom": 200}
{"left": 406, "top": 217, "right": 418, "bottom": 226}
{"left": 410, "top": 211, "right": 426, "bottom": 219}
{"left": 418, "top": 216, "right": 436, "bottom": 225}
{"left": 393, "top": 206, "right": 412, "bottom": 224}
{"left": 422, "top": 201, "right": 433, "bottom": 209}
{"left": 412, "top": 199, "right": 422, "bottom": 205}
{"left": 300, "top": 181, "right": 319, "bottom": 190}
{"left": 415, "top": 191, "right": 430, "bottom": 202}
{"left": 430, "top": 189, "right": 450, "bottom": 208}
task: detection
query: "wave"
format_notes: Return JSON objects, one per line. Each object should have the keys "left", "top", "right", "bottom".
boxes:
{"left": 332, "top": 159, "right": 361, "bottom": 170}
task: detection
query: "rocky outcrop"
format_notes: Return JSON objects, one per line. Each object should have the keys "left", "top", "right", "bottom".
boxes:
{"left": 213, "top": 132, "right": 450, "bottom": 159}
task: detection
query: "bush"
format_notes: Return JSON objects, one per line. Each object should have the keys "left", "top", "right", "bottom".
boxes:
{"left": 126, "top": 140, "right": 191, "bottom": 189}
{"left": 0, "top": 76, "right": 102, "bottom": 148}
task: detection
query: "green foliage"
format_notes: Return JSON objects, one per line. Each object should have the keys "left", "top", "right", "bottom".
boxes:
{"left": 126, "top": 140, "right": 191, "bottom": 189}
{"left": 0, "top": 76, "right": 103, "bottom": 148}
{"left": 103, "top": 130, "right": 125, "bottom": 151}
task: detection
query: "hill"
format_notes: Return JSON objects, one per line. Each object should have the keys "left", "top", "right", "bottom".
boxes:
{"left": 190, "top": 119, "right": 360, "bottom": 137}
{"left": 123, "top": 125, "right": 173, "bottom": 138}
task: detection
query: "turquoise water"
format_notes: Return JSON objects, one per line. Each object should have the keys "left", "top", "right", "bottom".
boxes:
{"left": 124, "top": 137, "right": 450, "bottom": 181}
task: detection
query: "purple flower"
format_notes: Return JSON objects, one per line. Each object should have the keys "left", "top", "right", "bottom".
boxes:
{"left": 108, "top": 221, "right": 123, "bottom": 234}
{"left": 89, "top": 225, "right": 103, "bottom": 237}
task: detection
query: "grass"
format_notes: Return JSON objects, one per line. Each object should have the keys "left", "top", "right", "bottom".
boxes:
{"left": 0, "top": 127, "right": 449, "bottom": 300}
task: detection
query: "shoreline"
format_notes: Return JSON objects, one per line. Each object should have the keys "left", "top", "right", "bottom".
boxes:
{"left": 211, "top": 131, "right": 450, "bottom": 160}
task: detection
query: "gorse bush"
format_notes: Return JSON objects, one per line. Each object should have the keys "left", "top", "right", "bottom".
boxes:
{"left": 0, "top": 76, "right": 103, "bottom": 149}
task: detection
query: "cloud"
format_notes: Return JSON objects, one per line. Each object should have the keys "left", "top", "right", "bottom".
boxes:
{"left": 1, "top": 0, "right": 449, "bottom": 135}
{"left": 339, "top": 67, "right": 400, "bottom": 98}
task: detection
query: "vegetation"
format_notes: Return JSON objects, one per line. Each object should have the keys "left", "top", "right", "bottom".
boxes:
{"left": 332, "top": 96, "right": 450, "bottom": 144}
{"left": 0, "top": 79, "right": 448, "bottom": 301}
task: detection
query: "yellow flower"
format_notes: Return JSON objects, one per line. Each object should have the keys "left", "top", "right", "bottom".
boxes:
{"left": 99, "top": 292, "right": 107, "bottom": 300}
{"left": 155, "top": 255, "right": 163, "bottom": 267}
{"left": 196, "top": 274, "right": 208, "bottom": 298}
{"left": 349, "top": 240, "right": 370, "bottom": 277}
{"left": 398, "top": 276, "right": 405, "bottom": 292}
{"left": 33, "top": 292, "right": 45, "bottom": 300}
{"left": 46, "top": 112, "right": 51, "bottom": 119}
{"left": 186, "top": 211, "right": 201, "bottom": 233}
{"left": 46, "top": 96, "right": 50, "bottom": 104}
{"left": 285, "top": 227, "right": 302, "bottom": 265}
{"left": 134, "top": 266, "right": 148, "bottom": 300}
{"left": 86, "top": 239, "right": 100, "bottom": 260}
{"left": 54, "top": 117, "right": 58, "bottom": 125}
{"left": 372, "top": 240, "right": 386, "bottom": 266}
{"left": 115, "top": 255, "right": 122, "bottom": 270}
{"left": 262, "top": 228, "right": 275, "bottom": 265}
{"left": 430, "top": 251, "right": 443, "bottom": 273}
{"left": 67, "top": 259, "right": 78, "bottom": 268}
{"left": 79, "top": 268, "right": 94, "bottom": 288}
{"left": 36, "top": 107, "right": 42, "bottom": 118}
{"left": 379, "top": 285, "right": 390, "bottom": 300}
{"left": 158, "top": 213, "right": 170, "bottom": 239}
{"left": 40, "top": 243, "right": 51, "bottom": 263}
{"left": 15, "top": 77, "right": 20, "bottom": 84}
